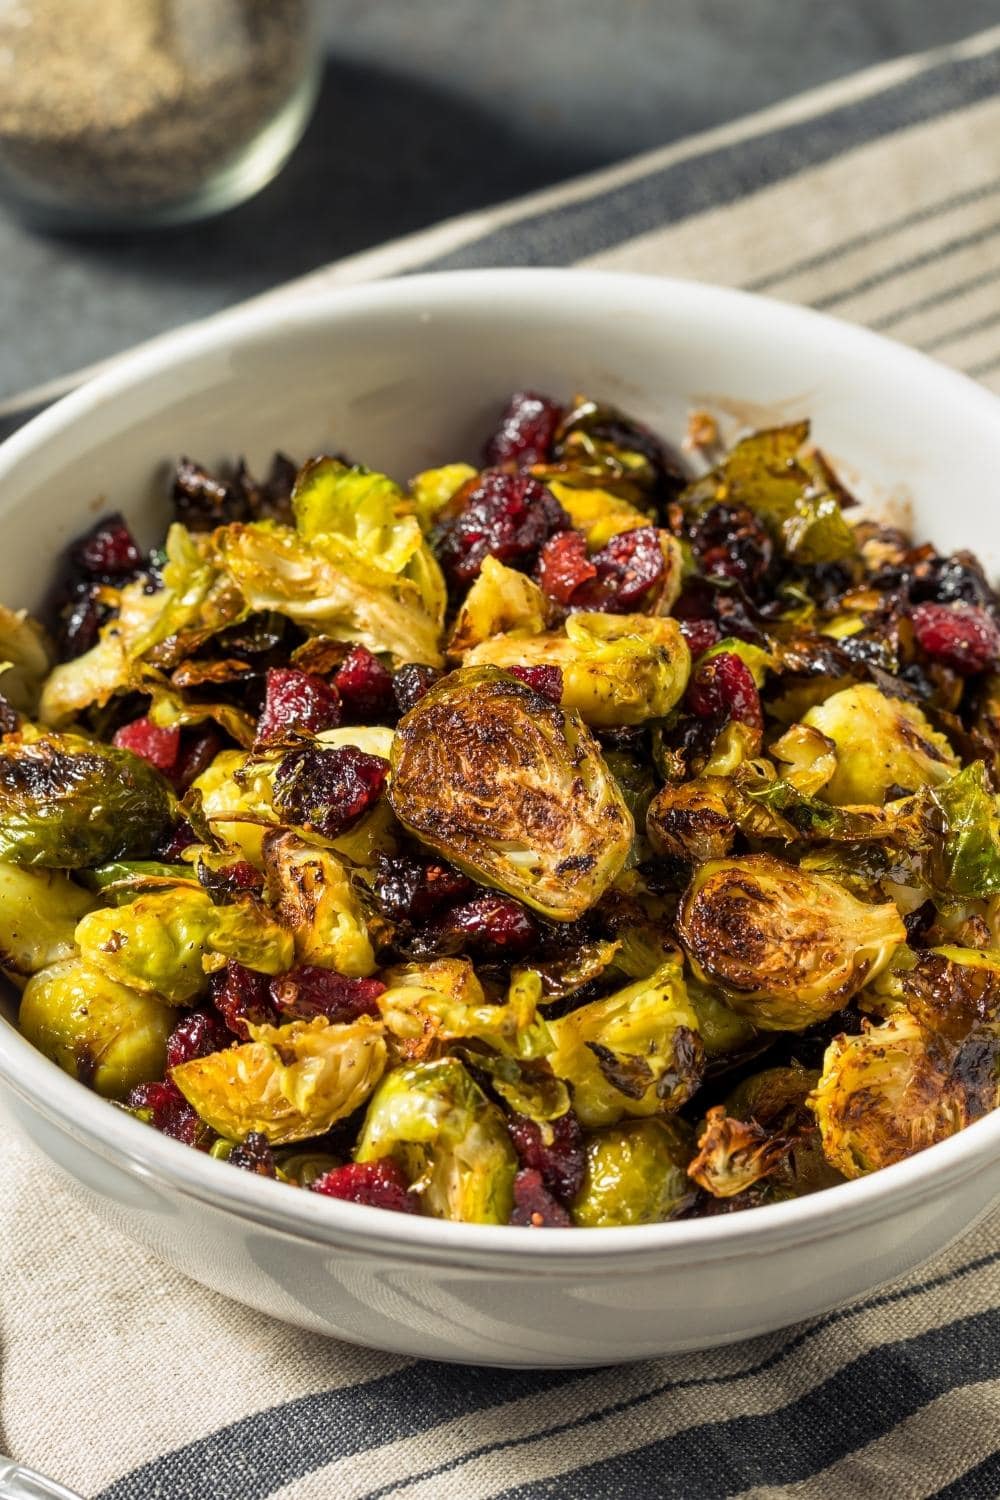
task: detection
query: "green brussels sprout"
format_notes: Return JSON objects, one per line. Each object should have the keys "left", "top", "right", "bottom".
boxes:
{"left": 0, "top": 730, "right": 174, "bottom": 867}
{"left": 409, "top": 463, "right": 477, "bottom": 531}
{"left": 0, "top": 864, "right": 95, "bottom": 979}
{"left": 377, "top": 960, "right": 553, "bottom": 1061}
{"left": 465, "top": 613, "right": 691, "bottom": 728}
{"left": 173, "top": 1015, "right": 387, "bottom": 1144}
{"left": 547, "top": 962, "right": 703, "bottom": 1128}
{"left": 680, "top": 421, "right": 857, "bottom": 566}
{"left": 447, "top": 556, "right": 551, "bottom": 657}
{"left": 389, "top": 666, "right": 633, "bottom": 921}
{"left": 0, "top": 604, "right": 52, "bottom": 717}
{"left": 646, "top": 776, "right": 736, "bottom": 863}
{"left": 19, "top": 958, "right": 174, "bottom": 1097}
{"left": 800, "top": 684, "right": 959, "bottom": 805}
{"left": 571, "top": 1118, "right": 694, "bottom": 1227}
{"left": 354, "top": 1056, "right": 517, "bottom": 1224}
{"left": 677, "top": 854, "right": 905, "bottom": 1030}
{"left": 810, "top": 1009, "right": 996, "bottom": 1179}
{"left": 889, "top": 944, "right": 1000, "bottom": 1040}
{"left": 683, "top": 975, "right": 758, "bottom": 1057}
{"left": 262, "top": 831, "right": 377, "bottom": 978}
{"left": 75, "top": 886, "right": 294, "bottom": 1004}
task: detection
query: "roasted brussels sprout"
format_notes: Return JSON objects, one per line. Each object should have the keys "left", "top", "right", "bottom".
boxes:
{"left": 687, "top": 1106, "right": 793, "bottom": 1199}
{"left": 377, "top": 960, "right": 552, "bottom": 1061}
{"left": 800, "top": 684, "right": 959, "bottom": 805}
{"left": 677, "top": 854, "right": 905, "bottom": 1029}
{"left": 75, "top": 887, "right": 293, "bottom": 1004}
{"left": 19, "top": 958, "right": 174, "bottom": 1097}
{"left": 389, "top": 666, "right": 633, "bottom": 920}
{"left": 646, "top": 776, "right": 736, "bottom": 863}
{"left": 447, "top": 556, "right": 551, "bottom": 657}
{"left": 889, "top": 944, "right": 1000, "bottom": 1040}
{"left": 571, "top": 1118, "right": 694, "bottom": 1227}
{"left": 354, "top": 1056, "right": 517, "bottom": 1223}
{"left": 172, "top": 1015, "right": 387, "bottom": 1144}
{"left": 0, "top": 731, "right": 173, "bottom": 867}
{"left": 0, "top": 865, "right": 95, "bottom": 979}
{"left": 547, "top": 962, "right": 703, "bottom": 1127}
{"left": 464, "top": 613, "right": 690, "bottom": 728}
{"left": 262, "top": 831, "right": 377, "bottom": 978}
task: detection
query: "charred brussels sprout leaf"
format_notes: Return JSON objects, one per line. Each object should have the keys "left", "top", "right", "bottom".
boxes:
{"left": 801, "top": 684, "right": 958, "bottom": 805}
{"left": 677, "top": 854, "right": 905, "bottom": 1030}
{"left": 688, "top": 1105, "right": 794, "bottom": 1199}
{"left": 447, "top": 556, "right": 551, "bottom": 657}
{"left": 927, "top": 762, "right": 1000, "bottom": 899}
{"left": 646, "top": 776, "right": 736, "bottom": 863}
{"left": 891, "top": 944, "right": 1000, "bottom": 1039}
{"left": 0, "top": 732, "right": 173, "bottom": 868}
{"left": 571, "top": 1118, "right": 694, "bottom": 1227}
{"left": 377, "top": 961, "right": 553, "bottom": 1061}
{"left": 354, "top": 1056, "right": 517, "bottom": 1223}
{"left": 19, "top": 958, "right": 174, "bottom": 1097}
{"left": 262, "top": 831, "right": 377, "bottom": 978}
{"left": 0, "top": 865, "right": 95, "bottom": 979}
{"left": 172, "top": 1015, "right": 387, "bottom": 1145}
{"left": 388, "top": 666, "right": 633, "bottom": 921}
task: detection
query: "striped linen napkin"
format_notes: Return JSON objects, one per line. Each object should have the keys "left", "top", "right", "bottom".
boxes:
{"left": 3, "top": 24, "right": 1000, "bottom": 1500}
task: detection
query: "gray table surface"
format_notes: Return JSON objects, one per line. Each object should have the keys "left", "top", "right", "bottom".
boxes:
{"left": 0, "top": 0, "right": 995, "bottom": 405}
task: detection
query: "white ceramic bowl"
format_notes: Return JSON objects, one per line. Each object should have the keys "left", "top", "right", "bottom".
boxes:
{"left": 2, "top": 270, "right": 999, "bottom": 1368}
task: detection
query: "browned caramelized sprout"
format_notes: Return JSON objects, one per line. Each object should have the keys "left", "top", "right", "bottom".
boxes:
{"left": 646, "top": 776, "right": 736, "bottom": 863}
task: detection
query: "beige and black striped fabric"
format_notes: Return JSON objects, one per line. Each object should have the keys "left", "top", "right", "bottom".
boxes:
{"left": 3, "top": 24, "right": 1000, "bottom": 1500}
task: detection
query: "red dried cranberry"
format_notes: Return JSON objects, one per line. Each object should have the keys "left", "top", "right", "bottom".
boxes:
{"left": 509, "top": 1169, "right": 572, "bottom": 1227}
{"left": 373, "top": 852, "right": 473, "bottom": 923}
{"left": 165, "top": 1009, "right": 231, "bottom": 1070}
{"left": 113, "top": 716, "right": 181, "bottom": 774}
{"left": 679, "top": 616, "right": 722, "bottom": 657}
{"left": 686, "top": 651, "right": 763, "bottom": 731}
{"left": 507, "top": 1111, "right": 585, "bottom": 1204}
{"left": 483, "top": 391, "right": 564, "bottom": 468}
{"left": 228, "top": 1131, "right": 277, "bottom": 1177}
{"left": 392, "top": 664, "right": 440, "bottom": 716}
{"left": 156, "top": 820, "right": 199, "bottom": 861}
{"left": 127, "top": 1079, "right": 208, "bottom": 1147}
{"left": 272, "top": 744, "right": 389, "bottom": 837}
{"left": 198, "top": 860, "right": 265, "bottom": 904}
{"left": 433, "top": 892, "right": 538, "bottom": 958}
{"left": 537, "top": 530, "right": 596, "bottom": 604}
{"left": 507, "top": 665, "right": 563, "bottom": 705}
{"left": 573, "top": 526, "right": 664, "bottom": 612}
{"left": 689, "top": 503, "right": 774, "bottom": 594}
{"left": 210, "top": 960, "right": 276, "bottom": 1039}
{"left": 57, "top": 581, "right": 107, "bottom": 659}
{"left": 171, "top": 727, "right": 226, "bottom": 794}
{"left": 270, "top": 965, "right": 385, "bottom": 1023}
{"left": 256, "top": 667, "right": 341, "bottom": 745}
{"left": 72, "top": 513, "right": 143, "bottom": 580}
{"left": 911, "top": 602, "right": 1000, "bottom": 675}
{"left": 334, "top": 645, "right": 395, "bottom": 721}
{"left": 435, "top": 470, "right": 570, "bottom": 586}
{"left": 312, "top": 1158, "right": 419, "bottom": 1213}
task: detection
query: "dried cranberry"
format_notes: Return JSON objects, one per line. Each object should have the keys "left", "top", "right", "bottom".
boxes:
{"left": 537, "top": 530, "right": 596, "bottom": 604}
{"left": 198, "top": 860, "right": 265, "bottom": 904}
{"left": 573, "top": 526, "right": 664, "bottom": 612}
{"left": 127, "top": 1079, "right": 208, "bottom": 1147}
{"left": 689, "top": 503, "right": 774, "bottom": 594}
{"left": 312, "top": 1158, "right": 419, "bottom": 1213}
{"left": 484, "top": 391, "right": 564, "bottom": 468}
{"left": 679, "top": 616, "right": 722, "bottom": 657}
{"left": 165, "top": 1009, "right": 231, "bottom": 1070}
{"left": 507, "top": 665, "right": 563, "bottom": 705}
{"left": 686, "top": 650, "right": 763, "bottom": 731}
{"left": 507, "top": 1111, "right": 585, "bottom": 1204}
{"left": 392, "top": 664, "right": 440, "bottom": 716}
{"left": 57, "top": 582, "right": 108, "bottom": 659}
{"left": 256, "top": 667, "right": 341, "bottom": 745}
{"left": 171, "top": 727, "right": 226, "bottom": 793}
{"left": 113, "top": 716, "right": 181, "bottom": 774}
{"left": 509, "top": 1168, "right": 572, "bottom": 1227}
{"left": 911, "top": 602, "right": 1000, "bottom": 675}
{"left": 270, "top": 965, "right": 385, "bottom": 1023}
{"left": 334, "top": 645, "right": 395, "bottom": 721}
{"left": 72, "top": 513, "right": 143, "bottom": 580}
{"left": 156, "top": 820, "right": 199, "bottom": 861}
{"left": 373, "top": 851, "right": 473, "bottom": 924}
{"left": 435, "top": 470, "right": 570, "bottom": 586}
{"left": 272, "top": 745, "right": 389, "bottom": 837}
{"left": 431, "top": 892, "right": 538, "bottom": 958}
{"left": 228, "top": 1131, "right": 277, "bottom": 1177}
{"left": 172, "top": 455, "right": 298, "bottom": 531}
{"left": 210, "top": 960, "right": 276, "bottom": 1039}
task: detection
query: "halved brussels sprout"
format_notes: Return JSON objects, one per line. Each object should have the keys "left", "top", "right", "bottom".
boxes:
{"left": 691, "top": 1063, "right": 840, "bottom": 1201}
{"left": 646, "top": 776, "right": 736, "bottom": 863}
{"left": 810, "top": 1010, "right": 993, "bottom": 1178}
{"left": 800, "top": 684, "right": 958, "bottom": 805}
{"left": 0, "top": 605, "right": 53, "bottom": 716}
{"left": 447, "top": 556, "right": 551, "bottom": 657}
{"left": 571, "top": 1118, "right": 694, "bottom": 1227}
{"left": 354, "top": 1056, "right": 517, "bottom": 1223}
{"left": 377, "top": 960, "right": 552, "bottom": 1061}
{"left": 0, "top": 731, "right": 173, "bottom": 868}
{"left": 547, "top": 962, "right": 703, "bottom": 1128}
{"left": 687, "top": 1105, "right": 793, "bottom": 1199}
{"left": 75, "top": 887, "right": 293, "bottom": 1004}
{"left": 20, "top": 958, "right": 174, "bottom": 1097}
{"left": 890, "top": 944, "right": 1000, "bottom": 1040}
{"left": 389, "top": 666, "right": 633, "bottom": 920}
{"left": 172, "top": 1015, "right": 387, "bottom": 1144}
{"left": 677, "top": 854, "right": 905, "bottom": 1029}
{"left": 465, "top": 613, "right": 690, "bottom": 728}
{"left": 262, "top": 831, "right": 377, "bottom": 978}
{"left": 0, "top": 865, "right": 96, "bottom": 979}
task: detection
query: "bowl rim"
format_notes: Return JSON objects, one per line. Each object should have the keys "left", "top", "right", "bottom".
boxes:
{"left": 2, "top": 265, "right": 1000, "bottom": 1267}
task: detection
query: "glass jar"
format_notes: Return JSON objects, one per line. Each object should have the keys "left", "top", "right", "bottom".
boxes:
{"left": 0, "top": 0, "right": 320, "bottom": 229}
